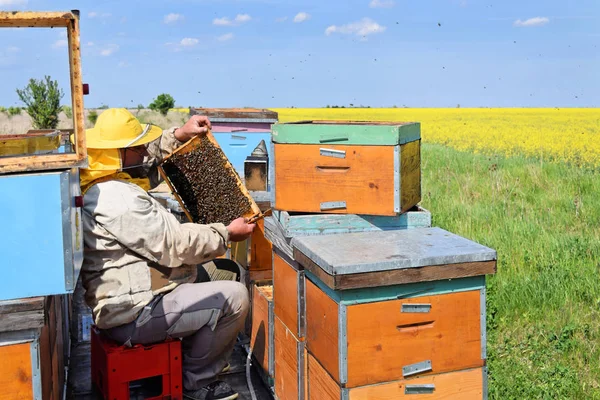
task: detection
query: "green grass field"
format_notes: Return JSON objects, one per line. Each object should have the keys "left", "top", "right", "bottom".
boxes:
{"left": 421, "top": 143, "right": 600, "bottom": 399}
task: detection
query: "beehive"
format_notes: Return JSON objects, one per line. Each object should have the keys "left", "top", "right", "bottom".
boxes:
{"left": 158, "top": 133, "right": 261, "bottom": 225}
{"left": 270, "top": 120, "right": 422, "bottom": 215}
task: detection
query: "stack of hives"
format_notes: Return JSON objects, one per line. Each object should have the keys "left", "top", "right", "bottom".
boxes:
{"left": 248, "top": 121, "right": 497, "bottom": 400}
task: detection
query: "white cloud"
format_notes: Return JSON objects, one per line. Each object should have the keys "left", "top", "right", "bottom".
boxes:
{"left": 180, "top": 38, "right": 199, "bottom": 46}
{"left": 88, "top": 11, "right": 111, "bottom": 18}
{"left": 58, "top": 30, "right": 68, "bottom": 38}
{"left": 7, "top": 46, "right": 20, "bottom": 52}
{"left": 369, "top": 0, "right": 395, "bottom": 8}
{"left": 0, "top": 0, "right": 27, "bottom": 7}
{"left": 118, "top": 61, "right": 131, "bottom": 68}
{"left": 213, "top": 14, "right": 251, "bottom": 26}
{"left": 294, "top": 12, "right": 310, "bottom": 23}
{"left": 52, "top": 39, "right": 68, "bottom": 49}
{"left": 235, "top": 14, "right": 252, "bottom": 23}
{"left": 325, "top": 18, "right": 386, "bottom": 38}
{"left": 276, "top": 16, "right": 288, "bottom": 23}
{"left": 164, "top": 13, "right": 184, "bottom": 24}
{"left": 100, "top": 44, "right": 119, "bottom": 56}
{"left": 513, "top": 17, "right": 549, "bottom": 27}
{"left": 86, "top": 42, "right": 95, "bottom": 47}
{"left": 217, "top": 33, "right": 234, "bottom": 42}
{"left": 213, "top": 17, "right": 232, "bottom": 26}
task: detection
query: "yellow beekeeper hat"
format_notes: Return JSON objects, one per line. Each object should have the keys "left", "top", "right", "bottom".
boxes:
{"left": 85, "top": 108, "right": 163, "bottom": 149}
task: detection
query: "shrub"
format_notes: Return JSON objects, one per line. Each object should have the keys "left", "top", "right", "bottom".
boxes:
{"left": 149, "top": 93, "right": 175, "bottom": 116}
{"left": 88, "top": 110, "right": 98, "bottom": 125}
{"left": 15, "top": 75, "right": 64, "bottom": 129}
{"left": 62, "top": 105, "right": 73, "bottom": 119}
{"left": 7, "top": 106, "right": 21, "bottom": 116}
{"left": 0, "top": 106, "right": 6, "bottom": 113}
{"left": 137, "top": 104, "right": 144, "bottom": 110}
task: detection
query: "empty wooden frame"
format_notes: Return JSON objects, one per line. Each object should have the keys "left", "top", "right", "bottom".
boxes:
{"left": 0, "top": 11, "right": 87, "bottom": 173}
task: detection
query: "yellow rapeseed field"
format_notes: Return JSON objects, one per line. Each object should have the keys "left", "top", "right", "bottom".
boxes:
{"left": 270, "top": 108, "right": 600, "bottom": 167}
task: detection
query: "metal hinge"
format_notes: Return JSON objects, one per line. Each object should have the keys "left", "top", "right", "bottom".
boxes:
{"left": 401, "top": 303, "right": 432, "bottom": 313}
{"left": 405, "top": 384, "right": 435, "bottom": 395}
{"left": 319, "top": 148, "right": 346, "bottom": 158}
{"left": 320, "top": 201, "right": 347, "bottom": 211}
{"left": 402, "top": 360, "right": 432, "bottom": 378}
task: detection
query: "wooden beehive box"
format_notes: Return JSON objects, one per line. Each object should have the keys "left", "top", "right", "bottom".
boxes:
{"left": 158, "top": 132, "right": 261, "bottom": 225}
{"left": 291, "top": 227, "right": 497, "bottom": 390}
{"left": 271, "top": 120, "right": 421, "bottom": 215}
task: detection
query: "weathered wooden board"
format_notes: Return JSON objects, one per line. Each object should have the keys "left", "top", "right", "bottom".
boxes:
{"left": 271, "top": 121, "right": 420, "bottom": 145}
{"left": 296, "top": 249, "right": 496, "bottom": 290}
{"left": 293, "top": 227, "right": 497, "bottom": 276}
{"left": 190, "top": 108, "right": 278, "bottom": 121}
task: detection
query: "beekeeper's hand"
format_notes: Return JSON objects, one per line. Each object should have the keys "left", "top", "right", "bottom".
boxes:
{"left": 227, "top": 217, "right": 256, "bottom": 242}
{"left": 175, "top": 115, "right": 213, "bottom": 142}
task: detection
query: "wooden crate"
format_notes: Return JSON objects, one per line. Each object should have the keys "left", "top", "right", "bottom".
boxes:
{"left": 274, "top": 316, "right": 307, "bottom": 400}
{"left": 0, "top": 295, "right": 69, "bottom": 400}
{"left": 305, "top": 275, "right": 487, "bottom": 388}
{"left": 307, "top": 353, "right": 486, "bottom": 400}
{"left": 273, "top": 249, "right": 306, "bottom": 340}
{"left": 250, "top": 282, "right": 274, "bottom": 377}
{"left": 157, "top": 132, "right": 261, "bottom": 225}
{"left": 271, "top": 121, "right": 421, "bottom": 215}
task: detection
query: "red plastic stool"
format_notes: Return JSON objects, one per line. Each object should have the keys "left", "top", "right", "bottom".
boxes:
{"left": 91, "top": 325, "right": 183, "bottom": 400}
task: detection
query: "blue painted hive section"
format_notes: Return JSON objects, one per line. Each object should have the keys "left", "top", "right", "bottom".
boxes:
{"left": 212, "top": 132, "right": 272, "bottom": 180}
{"left": 0, "top": 169, "right": 83, "bottom": 301}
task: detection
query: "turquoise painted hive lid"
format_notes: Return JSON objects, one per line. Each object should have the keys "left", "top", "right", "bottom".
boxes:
{"left": 271, "top": 120, "right": 420, "bottom": 145}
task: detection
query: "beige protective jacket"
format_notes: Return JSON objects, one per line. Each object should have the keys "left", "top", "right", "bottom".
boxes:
{"left": 81, "top": 128, "right": 230, "bottom": 329}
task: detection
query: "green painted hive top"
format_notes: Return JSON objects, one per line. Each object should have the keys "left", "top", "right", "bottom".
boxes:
{"left": 271, "top": 120, "right": 421, "bottom": 145}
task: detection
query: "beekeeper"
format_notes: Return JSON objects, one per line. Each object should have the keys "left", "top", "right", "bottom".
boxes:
{"left": 79, "top": 108, "right": 253, "bottom": 400}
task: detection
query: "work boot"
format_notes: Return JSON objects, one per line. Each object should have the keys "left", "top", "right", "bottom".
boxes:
{"left": 183, "top": 380, "right": 238, "bottom": 400}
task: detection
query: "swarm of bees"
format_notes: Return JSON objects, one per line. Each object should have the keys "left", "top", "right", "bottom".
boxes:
{"left": 161, "top": 135, "right": 253, "bottom": 225}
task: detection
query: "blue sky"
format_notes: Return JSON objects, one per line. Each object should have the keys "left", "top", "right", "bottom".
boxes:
{"left": 0, "top": 0, "right": 598, "bottom": 108}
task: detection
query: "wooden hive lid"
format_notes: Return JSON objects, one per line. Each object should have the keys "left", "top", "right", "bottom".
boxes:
{"left": 291, "top": 227, "right": 497, "bottom": 290}
{"left": 189, "top": 108, "right": 278, "bottom": 123}
{"left": 271, "top": 120, "right": 421, "bottom": 145}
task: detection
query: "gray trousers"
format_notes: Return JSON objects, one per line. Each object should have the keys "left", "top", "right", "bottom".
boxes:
{"left": 105, "top": 266, "right": 249, "bottom": 391}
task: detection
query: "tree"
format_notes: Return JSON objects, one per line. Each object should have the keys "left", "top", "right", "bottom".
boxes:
{"left": 88, "top": 110, "right": 98, "bottom": 125}
{"left": 149, "top": 93, "right": 175, "bottom": 116}
{"left": 16, "top": 75, "right": 64, "bottom": 129}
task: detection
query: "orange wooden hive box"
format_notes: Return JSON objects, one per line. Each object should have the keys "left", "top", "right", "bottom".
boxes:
{"left": 157, "top": 132, "right": 262, "bottom": 225}
{"left": 270, "top": 120, "right": 421, "bottom": 216}
{"left": 290, "top": 227, "right": 497, "bottom": 398}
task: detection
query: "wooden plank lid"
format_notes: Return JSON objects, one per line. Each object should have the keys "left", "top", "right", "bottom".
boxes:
{"left": 292, "top": 227, "right": 497, "bottom": 289}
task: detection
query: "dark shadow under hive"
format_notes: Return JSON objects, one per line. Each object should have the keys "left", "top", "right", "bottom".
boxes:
{"left": 160, "top": 135, "right": 254, "bottom": 225}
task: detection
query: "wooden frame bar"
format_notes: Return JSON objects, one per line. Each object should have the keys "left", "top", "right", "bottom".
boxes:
{"left": 0, "top": 11, "right": 87, "bottom": 174}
